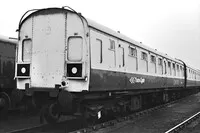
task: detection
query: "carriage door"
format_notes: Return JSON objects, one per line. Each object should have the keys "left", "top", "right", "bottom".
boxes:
{"left": 118, "top": 45, "right": 126, "bottom": 89}
{"left": 118, "top": 45, "right": 125, "bottom": 68}
{"left": 163, "top": 60, "right": 167, "bottom": 87}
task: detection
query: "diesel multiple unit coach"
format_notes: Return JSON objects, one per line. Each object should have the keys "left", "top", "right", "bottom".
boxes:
{"left": 1, "top": 7, "right": 200, "bottom": 123}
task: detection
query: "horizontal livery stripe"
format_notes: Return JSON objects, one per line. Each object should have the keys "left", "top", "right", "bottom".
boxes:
{"left": 89, "top": 69, "right": 185, "bottom": 91}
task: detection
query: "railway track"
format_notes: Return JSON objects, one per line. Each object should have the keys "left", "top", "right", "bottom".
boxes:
{"left": 69, "top": 99, "right": 184, "bottom": 133}
{"left": 4, "top": 119, "right": 79, "bottom": 133}
{"left": 5, "top": 125, "right": 46, "bottom": 133}
{"left": 3, "top": 100, "right": 174, "bottom": 133}
{"left": 165, "top": 111, "right": 200, "bottom": 133}
{"left": 4, "top": 95, "right": 198, "bottom": 133}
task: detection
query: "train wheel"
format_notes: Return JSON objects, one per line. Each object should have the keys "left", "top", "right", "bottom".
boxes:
{"left": 43, "top": 103, "right": 61, "bottom": 124}
{"left": 0, "top": 92, "right": 11, "bottom": 120}
{"left": 58, "top": 90, "right": 73, "bottom": 113}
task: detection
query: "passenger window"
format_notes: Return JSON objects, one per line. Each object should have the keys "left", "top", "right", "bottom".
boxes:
{"left": 172, "top": 63, "right": 176, "bottom": 76}
{"left": 149, "top": 54, "right": 156, "bottom": 73}
{"left": 164, "top": 61, "right": 167, "bottom": 74}
{"left": 118, "top": 46, "right": 125, "bottom": 67}
{"left": 180, "top": 66, "right": 183, "bottom": 77}
{"left": 129, "top": 46, "right": 137, "bottom": 57}
{"left": 168, "top": 61, "right": 172, "bottom": 75}
{"left": 192, "top": 71, "right": 194, "bottom": 79}
{"left": 158, "top": 58, "right": 162, "bottom": 66}
{"left": 109, "top": 39, "right": 115, "bottom": 50}
{"left": 188, "top": 69, "right": 190, "bottom": 78}
{"left": 141, "top": 52, "right": 147, "bottom": 61}
{"left": 158, "top": 58, "right": 163, "bottom": 74}
{"left": 127, "top": 45, "right": 138, "bottom": 72}
{"left": 177, "top": 65, "right": 179, "bottom": 77}
{"left": 150, "top": 55, "right": 156, "bottom": 64}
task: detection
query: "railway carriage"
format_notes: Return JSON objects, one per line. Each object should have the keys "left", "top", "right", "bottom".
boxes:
{"left": 186, "top": 66, "right": 200, "bottom": 87}
{"left": 0, "top": 35, "right": 16, "bottom": 117}
{"left": 15, "top": 7, "right": 200, "bottom": 123}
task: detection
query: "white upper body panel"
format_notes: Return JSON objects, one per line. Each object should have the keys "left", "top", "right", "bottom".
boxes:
{"left": 16, "top": 9, "right": 90, "bottom": 92}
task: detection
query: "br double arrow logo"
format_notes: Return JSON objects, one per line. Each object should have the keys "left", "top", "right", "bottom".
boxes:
{"left": 129, "top": 77, "right": 145, "bottom": 84}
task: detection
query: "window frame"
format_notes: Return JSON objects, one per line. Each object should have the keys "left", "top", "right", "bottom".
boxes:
{"left": 177, "top": 64, "right": 180, "bottom": 76}
{"left": 150, "top": 54, "right": 156, "bottom": 64}
{"left": 158, "top": 58, "right": 163, "bottom": 66}
{"left": 172, "top": 63, "right": 176, "bottom": 76}
{"left": 164, "top": 60, "right": 167, "bottom": 74}
{"left": 22, "top": 38, "right": 32, "bottom": 62}
{"left": 67, "top": 36, "right": 83, "bottom": 62}
{"left": 141, "top": 51, "right": 148, "bottom": 61}
{"left": 128, "top": 45, "right": 137, "bottom": 58}
{"left": 180, "top": 66, "right": 183, "bottom": 77}
{"left": 168, "top": 61, "right": 172, "bottom": 75}
{"left": 108, "top": 39, "right": 115, "bottom": 51}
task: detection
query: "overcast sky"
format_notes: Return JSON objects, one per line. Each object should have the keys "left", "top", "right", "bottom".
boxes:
{"left": 1, "top": 0, "right": 200, "bottom": 69}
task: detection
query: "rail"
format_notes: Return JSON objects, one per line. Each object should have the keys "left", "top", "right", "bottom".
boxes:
{"left": 165, "top": 111, "right": 200, "bottom": 133}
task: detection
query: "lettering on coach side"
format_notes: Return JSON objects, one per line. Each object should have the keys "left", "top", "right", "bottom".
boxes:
{"left": 129, "top": 77, "right": 145, "bottom": 84}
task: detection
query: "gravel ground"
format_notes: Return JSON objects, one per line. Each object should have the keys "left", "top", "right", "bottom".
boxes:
{"left": 0, "top": 114, "right": 41, "bottom": 133}
{"left": 1, "top": 93, "right": 200, "bottom": 133}
{"left": 106, "top": 93, "right": 200, "bottom": 133}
